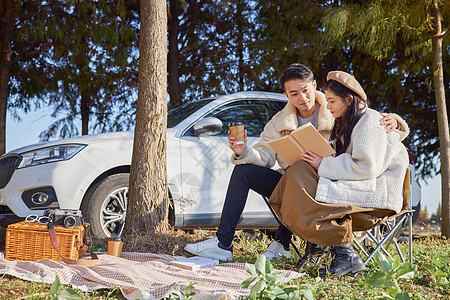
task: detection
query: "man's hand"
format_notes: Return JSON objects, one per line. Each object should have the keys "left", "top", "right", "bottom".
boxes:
{"left": 228, "top": 129, "right": 247, "bottom": 156}
{"left": 380, "top": 113, "right": 399, "bottom": 133}
{"left": 300, "top": 149, "right": 322, "bottom": 170}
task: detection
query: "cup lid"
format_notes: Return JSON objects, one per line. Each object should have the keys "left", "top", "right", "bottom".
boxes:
{"left": 229, "top": 122, "right": 244, "bottom": 126}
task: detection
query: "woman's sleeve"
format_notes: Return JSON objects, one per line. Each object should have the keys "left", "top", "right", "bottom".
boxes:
{"left": 391, "top": 113, "right": 410, "bottom": 141}
{"left": 318, "top": 117, "right": 392, "bottom": 181}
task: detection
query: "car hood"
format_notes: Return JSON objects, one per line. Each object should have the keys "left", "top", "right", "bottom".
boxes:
{"left": 5, "top": 130, "right": 177, "bottom": 155}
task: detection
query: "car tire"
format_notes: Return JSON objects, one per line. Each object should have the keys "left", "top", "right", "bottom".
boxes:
{"left": 81, "top": 173, "right": 129, "bottom": 240}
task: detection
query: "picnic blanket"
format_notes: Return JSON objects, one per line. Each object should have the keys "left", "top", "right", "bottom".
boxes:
{"left": 0, "top": 252, "right": 302, "bottom": 299}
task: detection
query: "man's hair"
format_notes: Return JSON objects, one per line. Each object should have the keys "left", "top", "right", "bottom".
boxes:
{"left": 279, "top": 63, "right": 314, "bottom": 91}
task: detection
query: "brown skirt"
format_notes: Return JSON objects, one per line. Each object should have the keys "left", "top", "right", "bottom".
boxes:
{"left": 268, "top": 160, "right": 395, "bottom": 246}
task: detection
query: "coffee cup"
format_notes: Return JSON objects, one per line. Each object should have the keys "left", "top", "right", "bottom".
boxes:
{"left": 108, "top": 237, "right": 124, "bottom": 257}
{"left": 229, "top": 122, "right": 245, "bottom": 145}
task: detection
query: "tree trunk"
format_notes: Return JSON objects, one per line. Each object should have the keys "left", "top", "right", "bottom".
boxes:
{"left": 431, "top": 0, "right": 450, "bottom": 238}
{"left": 168, "top": 0, "right": 182, "bottom": 108}
{"left": 80, "top": 93, "right": 89, "bottom": 135}
{"left": 125, "top": 0, "right": 169, "bottom": 234}
{"left": 0, "top": 0, "right": 15, "bottom": 155}
{"left": 237, "top": 0, "right": 244, "bottom": 91}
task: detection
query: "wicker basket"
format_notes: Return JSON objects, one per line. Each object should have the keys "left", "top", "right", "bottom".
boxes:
{"left": 5, "top": 221, "right": 86, "bottom": 262}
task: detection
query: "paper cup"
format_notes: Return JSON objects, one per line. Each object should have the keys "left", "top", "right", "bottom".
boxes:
{"left": 108, "top": 238, "right": 124, "bottom": 257}
{"left": 229, "top": 122, "right": 245, "bottom": 145}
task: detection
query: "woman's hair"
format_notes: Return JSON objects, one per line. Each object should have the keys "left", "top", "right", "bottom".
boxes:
{"left": 325, "top": 79, "right": 368, "bottom": 155}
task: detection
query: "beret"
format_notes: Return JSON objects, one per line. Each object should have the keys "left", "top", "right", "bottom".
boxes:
{"left": 326, "top": 71, "right": 367, "bottom": 101}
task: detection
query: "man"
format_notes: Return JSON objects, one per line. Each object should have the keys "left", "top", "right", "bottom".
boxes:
{"left": 184, "top": 63, "right": 408, "bottom": 262}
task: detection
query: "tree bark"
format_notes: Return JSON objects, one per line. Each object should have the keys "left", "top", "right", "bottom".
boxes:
{"left": 168, "top": 0, "right": 182, "bottom": 108}
{"left": 80, "top": 93, "right": 89, "bottom": 135}
{"left": 431, "top": 0, "right": 450, "bottom": 238}
{"left": 0, "top": 0, "right": 15, "bottom": 155}
{"left": 125, "top": 0, "right": 169, "bottom": 234}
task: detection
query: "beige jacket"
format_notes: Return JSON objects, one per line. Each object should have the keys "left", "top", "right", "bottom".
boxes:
{"left": 231, "top": 91, "right": 410, "bottom": 172}
{"left": 231, "top": 91, "right": 334, "bottom": 170}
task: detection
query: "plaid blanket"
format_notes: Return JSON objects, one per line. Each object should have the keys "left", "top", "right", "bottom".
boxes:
{"left": 0, "top": 252, "right": 302, "bottom": 299}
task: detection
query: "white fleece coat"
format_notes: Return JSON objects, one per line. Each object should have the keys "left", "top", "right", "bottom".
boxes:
{"left": 316, "top": 108, "right": 409, "bottom": 213}
{"left": 231, "top": 91, "right": 334, "bottom": 170}
{"left": 231, "top": 91, "right": 409, "bottom": 172}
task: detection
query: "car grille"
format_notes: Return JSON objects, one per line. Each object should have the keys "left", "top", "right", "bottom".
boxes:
{"left": 0, "top": 155, "right": 22, "bottom": 189}
{"left": 0, "top": 205, "right": 13, "bottom": 214}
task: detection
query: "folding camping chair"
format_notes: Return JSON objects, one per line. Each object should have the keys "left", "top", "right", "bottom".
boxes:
{"left": 352, "top": 168, "right": 414, "bottom": 265}
{"left": 262, "top": 168, "right": 414, "bottom": 266}
{"left": 262, "top": 195, "right": 301, "bottom": 257}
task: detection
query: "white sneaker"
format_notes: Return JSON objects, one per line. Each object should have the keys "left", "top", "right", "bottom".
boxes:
{"left": 263, "top": 240, "right": 291, "bottom": 261}
{"left": 184, "top": 236, "right": 232, "bottom": 261}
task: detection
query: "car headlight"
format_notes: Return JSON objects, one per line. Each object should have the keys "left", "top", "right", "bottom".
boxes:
{"left": 18, "top": 144, "right": 86, "bottom": 168}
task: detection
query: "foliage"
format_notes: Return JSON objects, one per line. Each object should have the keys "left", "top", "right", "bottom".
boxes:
{"left": 241, "top": 254, "right": 315, "bottom": 299}
{"left": 359, "top": 253, "right": 416, "bottom": 299}
{"left": 38, "top": 0, "right": 139, "bottom": 140}
{"left": 321, "top": 0, "right": 450, "bottom": 180}
{"left": 423, "top": 253, "right": 449, "bottom": 282}
{"left": 165, "top": 282, "right": 196, "bottom": 300}
{"left": 49, "top": 275, "right": 82, "bottom": 300}
{"left": 174, "top": 0, "right": 259, "bottom": 101}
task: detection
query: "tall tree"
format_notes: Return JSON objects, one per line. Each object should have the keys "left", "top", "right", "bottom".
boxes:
{"left": 38, "top": 0, "right": 139, "bottom": 141}
{"left": 125, "top": 0, "right": 169, "bottom": 233}
{"left": 322, "top": 0, "right": 450, "bottom": 237}
{"left": 168, "top": 0, "right": 182, "bottom": 108}
{"left": 1, "top": 0, "right": 139, "bottom": 154}
{"left": 175, "top": 0, "right": 257, "bottom": 101}
{"left": 0, "top": 0, "right": 60, "bottom": 155}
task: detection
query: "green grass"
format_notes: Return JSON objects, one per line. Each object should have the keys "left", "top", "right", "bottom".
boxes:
{"left": 1, "top": 231, "right": 449, "bottom": 299}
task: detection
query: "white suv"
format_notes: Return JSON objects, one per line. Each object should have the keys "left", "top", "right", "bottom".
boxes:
{"left": 0, "top": 91, "right": 421, "bottom": 240}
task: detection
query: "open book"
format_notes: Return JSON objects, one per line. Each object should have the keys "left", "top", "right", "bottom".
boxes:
{"left": 268, "top": 122, "right": 335, "bottom": 166}
{"left": 170, "top": 256, "right": 219, "bottom": 271}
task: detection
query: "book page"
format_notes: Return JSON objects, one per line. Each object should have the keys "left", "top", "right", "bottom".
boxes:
{"left": 290, "top": 123, "right": 335, "bottom": 158}
{"left": 268, "top": 135, "right": 304, "bottom": 166}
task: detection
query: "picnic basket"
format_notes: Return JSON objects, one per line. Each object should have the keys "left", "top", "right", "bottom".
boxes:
{"left": 5, "top": 221, "right": 87, "bottom": 262}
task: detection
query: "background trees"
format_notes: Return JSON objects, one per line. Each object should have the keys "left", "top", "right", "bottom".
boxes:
{"left": 3, "top": 0, "right": 448, "bottom": 230}
{"left": 321, "top": 0, "right": 450, "bottom": 241}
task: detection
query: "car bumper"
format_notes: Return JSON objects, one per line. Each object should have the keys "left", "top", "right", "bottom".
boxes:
{"left": 0, "top": 154, "right": 99, "bottom": 220}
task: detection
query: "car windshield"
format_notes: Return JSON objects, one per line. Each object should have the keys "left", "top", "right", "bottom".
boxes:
{"left": 167, "top": 99, "right": 215, "bottom": 128}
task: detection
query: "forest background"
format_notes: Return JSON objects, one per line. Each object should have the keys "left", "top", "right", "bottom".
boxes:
{"left": 1, "top": 0, "right": 448, "bottom": 218}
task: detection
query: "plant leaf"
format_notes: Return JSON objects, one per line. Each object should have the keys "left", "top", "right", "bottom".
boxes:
{"left": 395, "top": 292, "right": 411, "bottom": 300}
{"left": 434, "top": 270, "right": 448, "bottom": 278}
{"left": 50, "top": 275, "right": 62, "bottom": 296}
{"left": 255, "top": 255, "right": 267, "bottom": 276}
{"left": 242, "top": 276, "right": 258, "bottom": 288}
{"left": 432, "top": 259, "right": 445, "bottom": 269}
{"left": 375, "top": 252, "right": 392, "bottom": 273}
{"left": 396, "top": 263, "right": 416, "bottom": 279}
{"left": 245, "top": 263, "right": 257, "bottom": 276}
{"left": 270, "top": 286, "right": 287, "bottom": 299}
{"left": 54, "top": 288, "right": 83, "bottom": 300}
{"left": 266, "top": 273, "right": 280, "bottom": 284}
{"left": 385, "top": 286, "right": 402, "bottom": 298}
{"left": 423, "top": 263, "right": 436, "bottom": 275}
{"left": 250, "top": 280, "right": 266, "bottom": 295}
{"left": 367, "top": 272, "right": 393, "bottom": 288}
{"left": 300, "top": 288, "right": 314, "bottom": 300}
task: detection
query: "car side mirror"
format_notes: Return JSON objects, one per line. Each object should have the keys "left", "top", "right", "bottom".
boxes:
{"left": 193, "top": 117, "right": 223, "bottom": 136}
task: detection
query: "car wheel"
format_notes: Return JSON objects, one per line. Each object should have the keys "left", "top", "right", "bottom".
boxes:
{"left": 81, "top": 173, "right": 129, "bottom": 240}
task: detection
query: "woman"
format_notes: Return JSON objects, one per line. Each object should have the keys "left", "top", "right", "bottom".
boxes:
{"left": 268, "top": 71, "right": 409, "bottom": 277}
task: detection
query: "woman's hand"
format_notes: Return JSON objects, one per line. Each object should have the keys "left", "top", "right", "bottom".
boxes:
{"left": 300, "top": 149, "right": 322, "bottom": 170}
{"left": 380, "top": 113, "right": 399, "bottom": 133}
{"left": 228, "top": 129, "right": 247, "bottom": 156}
